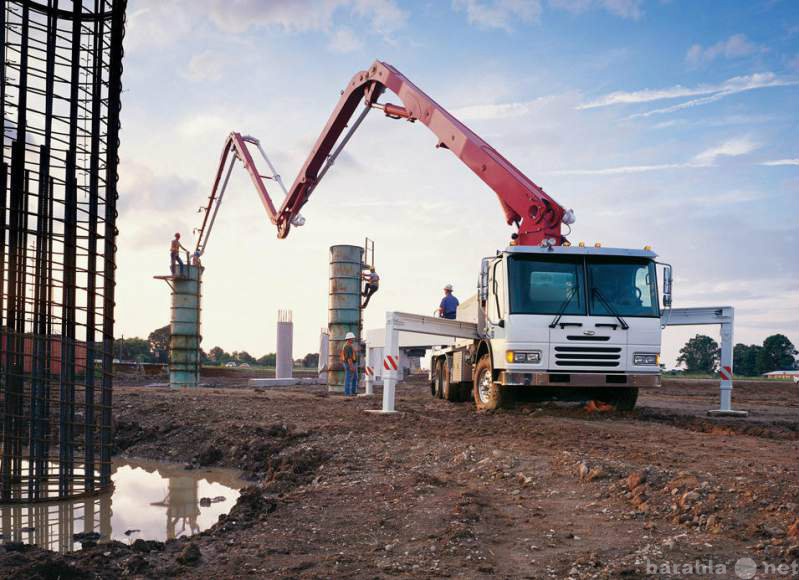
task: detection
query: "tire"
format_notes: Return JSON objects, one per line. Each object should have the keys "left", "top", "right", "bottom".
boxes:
{"left": 430, "top": 360, "right": 439, "bottom": 397}
{"left": 598, "top": 387, "right": 639, "bottom": 411}
{"left": 441, "top": 362, "right": 457, "bottom": 402}
{"left": 472, "top": 354, "right": 504, "bottom": 410}
{"left": 613, "top": 387, "right": 639, "bottom": 411}
{"left": 432, "top": 359, "right": 444, "bottom": 399}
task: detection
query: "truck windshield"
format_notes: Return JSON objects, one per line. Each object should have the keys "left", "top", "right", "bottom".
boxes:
{"left": 508, "top": 255, "right": 586, "bottom": 315}
{"left": 587, "top": 258, "right": 659, "bottom": 318}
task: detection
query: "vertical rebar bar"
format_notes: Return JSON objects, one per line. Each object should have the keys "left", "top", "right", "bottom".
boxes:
{"left": 0, "top": 0, "right": 127, "bottom": 503}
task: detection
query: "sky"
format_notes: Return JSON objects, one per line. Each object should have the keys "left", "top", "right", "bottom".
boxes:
{"left": 116, "top": 0, "right": 799, "bottom": 367}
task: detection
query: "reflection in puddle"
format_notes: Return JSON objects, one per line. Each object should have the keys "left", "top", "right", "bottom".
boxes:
{"left": 1, "top": 458, "right": 242, "bottom": 552}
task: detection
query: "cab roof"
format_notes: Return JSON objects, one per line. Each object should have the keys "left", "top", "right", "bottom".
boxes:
{"left": 504, "top": 245, "right": 658, "bottom": 259}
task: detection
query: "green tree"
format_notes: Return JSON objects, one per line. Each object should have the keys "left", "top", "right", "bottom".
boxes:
{"left": 114, "top": 337, "right": 152, "bottom": 362}
{"left": 208, "top": 346, "right": 227, "bottom": 365}
{"left": 733, "top": 343, "right": 761, "bottom": 377}
{"left": 257, "top": 353, "right": 276, "bottom": 367}
{"left": 302, "top": 352, "right": 319, "bottom": 368}
{"left": 148, "top": 325, "right": 171, "bottom": 363}
{"left": 756, "top": 334, "right": 796, "bottom": 374}
{"left": 677, "top": 334, "right": 719, "bottom": 373}
{"left": 237, "top": 351, "right": 256, "bottom": 365}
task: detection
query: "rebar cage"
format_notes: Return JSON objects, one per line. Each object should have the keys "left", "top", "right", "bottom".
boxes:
{"left": 0, "top": 0, "right": 126, "bottom": 502}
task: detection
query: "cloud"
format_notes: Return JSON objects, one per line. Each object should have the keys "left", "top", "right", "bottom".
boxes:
{"left": 548, "top": 137, "right": 759, "bottom": 175}
{"left": 452, "top": 0, "right": 542, "bottom": 31}
{"left": 118, "top": 160, "right": 203, "bottom": 217}
{"left": 548, "top": 162, "right": 692, "bottom": 176}
{"left": 686, "top": 34, "right": 765, "bottom": 67}
{"left": 759, "top": 159, "right": 799, "bottom": 167}
{"left": 177, "top": 114, "right": 232, "bottom": 139}
{"left": 125, "top": 4, "right": 195, "bottom": 51}
{"left": 580, "top": 72, "right": 796, "bottom": 110}
{"left": 600, "top": 0, "right": 642, "bottom": 19}
{"left": 692, "top": 137, "right": 759, "bottom": 166}
{"left": 328, "top": 27, "right": 363, "bottom": 53}
{"left": 578, "top": 73, "right": 799, "bottom": 118}
{"left": 184, "top": 51, "right": 229, "bottom": 82}
{"left": 549, "top": 0, "right": 642, "bottom": 19}
{"left": 452, "top": 96, "right": 553, "bottom": 120}
{"left": 206, "top": 0, "right": 406, "bottom": 35}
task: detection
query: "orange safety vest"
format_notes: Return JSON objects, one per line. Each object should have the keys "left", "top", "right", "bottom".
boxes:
{"left": 340, "top": 343, "right": 356, "bottom": 363}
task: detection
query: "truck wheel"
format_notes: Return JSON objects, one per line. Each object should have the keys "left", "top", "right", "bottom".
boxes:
{"left": 597, "top": 387, "right": 638, "bottom": 411}
{"left": 433, "top": 359, "right": 444, "bottom": 399}
{"left": 430, "top": 360, "right": 439, "bottom": 397}
{"left": 613, "top": 387, "right": 639, "bottom": 411}
{"left": 441, "top": 363, "right": 458, "bottom": 402}
{"left": 473, "top": 354, "right": 503, "bottom": 410}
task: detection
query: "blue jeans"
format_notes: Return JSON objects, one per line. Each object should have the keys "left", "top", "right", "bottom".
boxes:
{"left": 344, "top": 365, "right": 358, "bottom": 395}
{"left": 170, "top": 251, "right": 184, "bottom": 275}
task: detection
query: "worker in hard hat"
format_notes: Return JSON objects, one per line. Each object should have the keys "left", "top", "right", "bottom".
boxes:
{"left": 361, "top": 267, "right": 380, "bottom": 308}
{"left": 340, "top": 332, "right": 358, "bottom": 396}
{"left": 438, "top": 284, "right": 459, "bottom": 320}
{"left": 170, "top": 232, "right": 189, "bottom": 276}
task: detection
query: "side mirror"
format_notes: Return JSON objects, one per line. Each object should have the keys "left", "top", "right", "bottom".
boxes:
{"left": 662, "top": 264, "right": 673, "bottom": 308}
{"left": 479, "top": 258, "right": 490, "bottom": 303}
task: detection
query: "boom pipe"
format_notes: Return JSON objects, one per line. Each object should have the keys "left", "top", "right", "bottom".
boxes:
{"left": 274, "top": 60, "right": 566, "bottom": 246}
{"left": 194, "top": 132, "right": 283, "bottom": 255}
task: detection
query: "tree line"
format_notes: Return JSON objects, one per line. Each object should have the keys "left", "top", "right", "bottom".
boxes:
{"left": 114, "top": 325, "right": 320, "bottom": 368}
{"left": 677, "top": 333, "right": 797, "bottom": 376}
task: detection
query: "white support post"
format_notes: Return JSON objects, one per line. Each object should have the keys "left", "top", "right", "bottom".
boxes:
{"left": 318, "top": 330, "right": 329, "bottom": 385}
{"left": 363, "top": 343, "right": 375, "bottom": 396}
{"left": 366, "top": 312, "right": 400, "bottom": 414}
{"left": 665, "top": 306, "right": 747, "bottom": 417}
{"left": 707, "top": 316, "right": 747, "bottom": 416}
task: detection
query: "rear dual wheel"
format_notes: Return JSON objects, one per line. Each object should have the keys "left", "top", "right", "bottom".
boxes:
{"left": 432, "top": 358, "right": 468, "bottom": 402}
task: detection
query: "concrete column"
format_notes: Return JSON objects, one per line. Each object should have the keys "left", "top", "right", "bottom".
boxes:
{"left": 328, "top": 245, "right": 364, "bottom": 392}
{"left": 719, "top": 320, "right": 733, "bottom": 412}
{"left": 276, "top": 310, "right": 293, "bottom": 379}
{"left": 318, "top": 329, "right": 329, "bottom": 384}
{"left": 169, "top": 265, "right": 202, "bottom": 388}
{"left": 380, "top": 312, "right": 399, "bottom": 413}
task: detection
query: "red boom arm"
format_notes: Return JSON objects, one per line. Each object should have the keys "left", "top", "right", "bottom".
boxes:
{"left": 275, "top": 60, "right": 567, "bottom": 246}
{"left": 195, "top": 60, "right": 568, "bottom": 252}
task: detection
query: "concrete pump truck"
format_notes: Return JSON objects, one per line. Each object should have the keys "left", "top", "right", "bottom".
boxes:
{"left": 194, "top": 60, "right": 673, "bottom": 411}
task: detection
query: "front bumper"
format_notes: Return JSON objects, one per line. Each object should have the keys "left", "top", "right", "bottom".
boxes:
{"left": 499, "top": 371, "right": 661, "bottom": 388}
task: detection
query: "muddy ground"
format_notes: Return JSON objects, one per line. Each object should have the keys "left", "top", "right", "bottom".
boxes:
{"left": 1, "top": 377, "right": 797, "bottom": 579}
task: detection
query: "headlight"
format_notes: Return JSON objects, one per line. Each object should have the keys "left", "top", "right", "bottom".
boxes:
{"left": 634, "top": 352, "right": 659, "bottom": 366}
{"left": 506, "top": 350, "right": 542, "bottom": 364}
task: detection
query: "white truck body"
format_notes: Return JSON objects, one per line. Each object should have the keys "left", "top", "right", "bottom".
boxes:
{"left": 431, "top": 244, "right": 667, "bottom": 408}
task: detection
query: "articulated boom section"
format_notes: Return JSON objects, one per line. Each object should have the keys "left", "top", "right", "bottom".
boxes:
{"left": 194, "top": 132, "right": 294, "bottom": 256}
{"left": 277, "top": 60, "right": 567, "bottom": 246}
{"left": 195, "top": 60, "right": 569, "bottom": 251}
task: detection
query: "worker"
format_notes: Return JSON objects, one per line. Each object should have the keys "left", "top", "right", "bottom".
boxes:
{"left": 191, "top": 250, "right": 202, "bottom": 268}
{"left": 438, "top": 284, "right": 459, "bottom": 319}
{"left": 170, "top": 232, "right": 189, "bottom": 276}
{"left": 361, "top": 267, "right": 380, "bottom": 308}
{"left": 340, "top": 331, "right": 358, "bottom": 396}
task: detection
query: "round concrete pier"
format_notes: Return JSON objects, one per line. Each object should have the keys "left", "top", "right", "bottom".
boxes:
{"left": 328, "top": 245, "right": 363, "bottom": 392}
{"left": 169, "top": 265, "right": 202, "bottom": 388}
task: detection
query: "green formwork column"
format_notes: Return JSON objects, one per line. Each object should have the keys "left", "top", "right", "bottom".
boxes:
{"left": 170, "top": 265, "right": 203, "bottom": 388}
{"left": 328, "top": 245, "right": 363, "bottom": 392}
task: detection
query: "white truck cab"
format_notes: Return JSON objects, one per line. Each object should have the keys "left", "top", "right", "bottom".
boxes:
{"left": 431, "top": 245, "right": 672, "bottom": 410}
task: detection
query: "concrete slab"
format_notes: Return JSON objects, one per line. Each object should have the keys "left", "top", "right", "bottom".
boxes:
{"left": 249, "top": 378, "right": 300, "bottom": 387}
{"left": 707, "top": 409, "right": 749, "bottom": 417}
{"left": 248, "top": 378, "right": 320, "bottom": 387}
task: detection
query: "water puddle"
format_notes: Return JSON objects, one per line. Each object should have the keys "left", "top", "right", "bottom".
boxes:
{"left": 0, "top": 457, "right": 242, "bottom": 553}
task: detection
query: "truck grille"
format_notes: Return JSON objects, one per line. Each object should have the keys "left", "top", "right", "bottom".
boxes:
{"left": 554, "top": 346, "right": 621, "bottom": 367}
